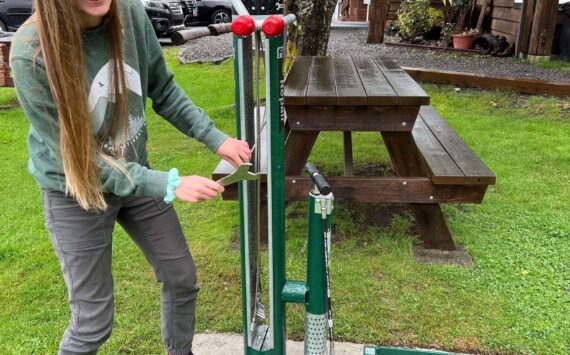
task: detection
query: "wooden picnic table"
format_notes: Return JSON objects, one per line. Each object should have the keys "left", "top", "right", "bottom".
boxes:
{"left": 214, "top": 55, "right": 495, "bottom": 250}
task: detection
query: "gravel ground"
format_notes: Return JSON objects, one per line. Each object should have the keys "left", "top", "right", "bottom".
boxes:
{"left": 178, "top": 29, "right": 570, "bottom": 83}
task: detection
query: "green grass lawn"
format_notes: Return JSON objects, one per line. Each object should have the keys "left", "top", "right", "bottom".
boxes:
{"left": 0, "top": 49, "right": 569, "bottom": 354}
{"left": 532, "top": 59, "right": 570, "bottom": 73}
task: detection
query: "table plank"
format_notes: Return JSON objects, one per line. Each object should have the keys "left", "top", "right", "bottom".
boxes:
{"left": 333, "top": 56, "right": 367, "bottom": 105}
{"left": 372, "top": 55, "right": 430, "bottom": 106}
{"left": 217, "top": 177, "right": 488, "bottom": 204}
{"left": 351, "top": 55, "right": 398, "bottom": 105}
{"left": 284, "top": 56, "right": 313, "bottom": 105}
{"left": 306, "top": 56, "right": 337, "bottom": 106}
{"left": 419, "top": 106, "right": 496, "bottom": 185}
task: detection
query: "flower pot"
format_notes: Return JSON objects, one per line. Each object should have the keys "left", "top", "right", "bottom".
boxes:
{"left": 451, "top": 34, "right": 475, "bottom": 49}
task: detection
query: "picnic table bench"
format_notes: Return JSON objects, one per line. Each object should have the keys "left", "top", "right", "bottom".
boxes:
{"left": 213, "top": 55, "right": 495, "bottom": 250}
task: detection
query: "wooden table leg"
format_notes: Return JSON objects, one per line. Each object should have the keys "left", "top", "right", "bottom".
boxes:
{"left": 343, "top": 131, "right": 354, "bottom": 176}
{"left": 381, "top": 132, "right": 456, "bottom": 250}
{"left": 285, "top": 129, "right": 320, "bottom": 174}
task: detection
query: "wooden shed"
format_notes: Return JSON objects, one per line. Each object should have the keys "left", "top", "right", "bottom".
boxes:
{"left": 341, "top": 0, "right": 567, "bottom": 58}
{"left": 476, "top": 0, "right": 565, "bottom": 58}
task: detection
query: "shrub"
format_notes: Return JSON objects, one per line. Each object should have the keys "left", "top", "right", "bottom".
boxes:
{"left": 396, "top": 0, "right": 431, "bottom": 39}
{"left": 427, "top": 7, "right": 444, "bottom": 28}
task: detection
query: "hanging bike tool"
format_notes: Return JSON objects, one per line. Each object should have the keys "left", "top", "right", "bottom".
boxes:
{"left": 230, "top": 1, "right": 296, "bottom": 353}
{"left": 229, "top": 1, "right": 337, "bottom": 354}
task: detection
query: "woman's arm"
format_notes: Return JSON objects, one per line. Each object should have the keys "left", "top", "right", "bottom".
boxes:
{"left": 143, "top": 11, "right": 229, "bottom": 153}
{"left": 12, "top": 57, "right": 170, "bottom": 198}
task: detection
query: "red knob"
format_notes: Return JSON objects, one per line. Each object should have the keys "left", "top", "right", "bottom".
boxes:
{"left": 262, "top": 15, "right": 285, "bottom": 37}
{"left": 231, "top": 15, "right": 255, "bottom": 37}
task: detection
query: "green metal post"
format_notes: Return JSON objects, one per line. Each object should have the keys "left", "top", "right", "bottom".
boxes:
{"left": 265, "top": 32, "right": 287, "bottom": 355}
{"left": 304, "top": 191, "right": 329, "bottom": 354}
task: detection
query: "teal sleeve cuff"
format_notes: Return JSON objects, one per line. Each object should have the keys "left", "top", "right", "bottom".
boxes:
{"left": 200, "top": 126, "right": 230, "bottom": 153}
{"left": 164, "top": 168, "right": 181, "bottom": 203}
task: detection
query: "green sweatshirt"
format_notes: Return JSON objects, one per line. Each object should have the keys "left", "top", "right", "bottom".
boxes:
{"left": 11, "top": 0, "right": 228, "bottom": 198}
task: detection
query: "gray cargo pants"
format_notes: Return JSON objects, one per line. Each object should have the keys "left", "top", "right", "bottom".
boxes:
{"left": 41, "top": 189, "right": 198, "bottom": 355}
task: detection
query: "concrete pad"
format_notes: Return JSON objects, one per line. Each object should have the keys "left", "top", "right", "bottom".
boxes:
{"left": 193, "top": 333, "right": 364, "bottom": 354}
{"left": 331, "top": 20, "right": 369, "bottom": 30}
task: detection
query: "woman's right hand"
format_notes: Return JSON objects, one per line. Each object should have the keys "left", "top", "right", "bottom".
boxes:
{"left": 174, "top": 176, "right": 224, "bottom": 203}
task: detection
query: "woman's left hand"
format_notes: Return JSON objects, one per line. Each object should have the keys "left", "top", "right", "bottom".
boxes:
{"left": 215, "top": 137, "right": 251, "bottom": 168}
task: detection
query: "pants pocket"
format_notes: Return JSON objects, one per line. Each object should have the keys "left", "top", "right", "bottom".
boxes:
{"left": 42, "top": 190, "right": 108, "bottom": 251}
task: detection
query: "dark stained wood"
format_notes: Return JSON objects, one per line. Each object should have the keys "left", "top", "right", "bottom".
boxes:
{"left": 519, "top": 0, "right": 535, "bottom": 56}
{"left": 373, "top": 56, "right": 400, "bottom": 70}
{"left": 214, "top": 176, "right": 488, "bottom": 204}
{"left": 343, "top": 132, "right": 354, "bottom": 176}
{"left": 351, "top": 55, "right": 399, "bottom": 105}
{"left": 306, "top": 56, "right": 337, "bottom": 106}
{"left": 381, "top": 131, "right": 456, "bottom": 250}
{"left": 284, "top": 130, "right": 320, "bottom": 174}
{"left": 418, "top": 106, "right": 496, "bottom": 185}
{"left": 529, "top": 0, "right": 559, "bottom": 56}
{"left": 371, "top": 55, "right": 430, "bottom": 106}
{"left": 284, "top": 56, "right": 313, "bottom": 105}
{"left": 490, "top": 18, "right": 519, "bottom": 39}
{"left": 285, "top": 105, "right": 419, "bottom": 132}
{"left": 403, "top": 67, "right": 570, "bottom": 98}
{"left": 515, "top": 0, "right": 528, "bottom": 57}
{"left": 333, "top": 56, "right": 368, "bottom": 105}
{"left": 412, "top": 116, "right": 465, "bottom": 185}
{"left": 491, "top": 7, "right": 521, "bottom": 21}
{"left": 385, "top": 42, "right": 481, "bottom": 54}
{"left": 285, "top": 177, "right": 487, "bottom": 203}
{"left": 278, "top": 55, "right": 496, "bottom": 250}
{"left": 491, "top": 0, "right": 516, "bottom": 7}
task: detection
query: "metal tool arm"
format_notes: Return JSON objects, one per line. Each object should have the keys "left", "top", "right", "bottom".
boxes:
{"left": 305, "top": 163, "right": 332, "bottom": 195}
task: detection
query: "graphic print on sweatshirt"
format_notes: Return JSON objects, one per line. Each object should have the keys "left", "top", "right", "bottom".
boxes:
{"left": 88, "top": 60, "right": 145, "bottom": 153}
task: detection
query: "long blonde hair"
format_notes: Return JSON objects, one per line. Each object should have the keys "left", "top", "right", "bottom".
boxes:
{"left": 34, "top": 0, "right": 129, "bottom": 211}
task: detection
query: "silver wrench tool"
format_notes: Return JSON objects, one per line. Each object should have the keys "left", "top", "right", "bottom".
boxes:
{"left": 217, "top": 163, "right": 260, "bottom": 187}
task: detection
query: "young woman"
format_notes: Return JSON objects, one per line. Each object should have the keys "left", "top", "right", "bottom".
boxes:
{"left": 11, "top": 0, "right": 250, "bottom": 354}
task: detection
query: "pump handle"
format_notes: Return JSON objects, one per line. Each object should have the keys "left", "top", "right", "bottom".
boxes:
{"left": 304, "top": 163, "right": 331, "bottom": 195}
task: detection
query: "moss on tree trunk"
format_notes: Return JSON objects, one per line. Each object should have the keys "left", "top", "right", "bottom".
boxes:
{"left": 284, "top": 0, "right": 337, "bottom": 71}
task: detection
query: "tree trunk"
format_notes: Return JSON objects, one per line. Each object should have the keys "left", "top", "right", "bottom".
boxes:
{"left": 285, "top": 0, "right": 337, "bottom": 59}
{"left": 367, "top": 0, "right": 389, "bottom": 44}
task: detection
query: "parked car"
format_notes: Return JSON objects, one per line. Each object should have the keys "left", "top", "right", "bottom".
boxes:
{"left": 141, "top": 1, "right": 174, "bottom": 37}
{"left": 141, "top": 0, "right": 186, "bottom": 34}
{"left": 0, "top": 0, "right": 179, "bottom": 37}
{"left": 0, "top": 0, "right": 33, "bottom": 32}
{"left": 181, "top": 0, "right": 233, "bottom": 26}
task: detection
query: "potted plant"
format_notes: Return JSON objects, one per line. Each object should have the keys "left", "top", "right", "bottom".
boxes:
{"left": 451, "top": 28, "right": 479, "bottom": 49}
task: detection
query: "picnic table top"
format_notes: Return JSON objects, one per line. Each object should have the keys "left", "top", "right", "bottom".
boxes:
{"left": 284, "top": 55, "right": 430, "bottom": 107}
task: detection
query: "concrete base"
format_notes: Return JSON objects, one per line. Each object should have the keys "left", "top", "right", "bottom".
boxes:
{"left": 193, "top": 333, "right": 364, "bottom": 354}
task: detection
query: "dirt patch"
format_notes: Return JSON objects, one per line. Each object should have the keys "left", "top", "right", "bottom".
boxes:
{"left": 412, "top": 243, "right": 474, "bottom": 267}
{"left": 352, "top": 162, "right": 393, "bottom": 177}
{"left": 352, "top": 202, "right": 410, "bottom": 230}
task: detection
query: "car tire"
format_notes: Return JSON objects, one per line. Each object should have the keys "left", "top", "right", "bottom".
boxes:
{"left": 0, "top": 20, "right": 7, "bottom": 32}
{"left": 210, "top": 9, "right": 231, "bottom": 24}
